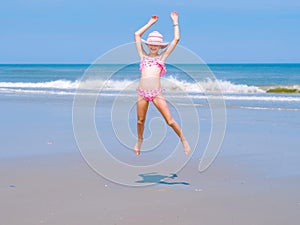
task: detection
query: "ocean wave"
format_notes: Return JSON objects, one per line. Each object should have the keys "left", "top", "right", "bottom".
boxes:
{"left": 2, "top": 87, "right": 300, "bottom": 103}
{"left": 163, "top": 76, "right": 264, "bottom": 93}
{"left": 0, "top": 77, "right": 266, "bottom": 94}
{"left": 0, "top": 80, "right": 80, "bottom": 89}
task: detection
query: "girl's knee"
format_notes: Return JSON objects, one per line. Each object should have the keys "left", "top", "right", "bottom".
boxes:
{"left": 166, "top": 118, "right": 175, "bottom": 126}
{"left": 137, "top": 118, "right": 146, "bottom": 125}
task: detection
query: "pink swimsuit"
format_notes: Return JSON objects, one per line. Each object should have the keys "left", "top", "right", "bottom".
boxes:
{"left": 138, "top": 55, "right": 166, "bottom": 101}
{"left": 139, "top": 55, "right": 166, "bottom": 77}
{"left": 137, "top": 88, "right": 163, "bottom": 101}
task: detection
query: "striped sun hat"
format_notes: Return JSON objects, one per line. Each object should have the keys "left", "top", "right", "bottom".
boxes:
{"left": 142, "top": 31, "right": 169, "bottom": 48}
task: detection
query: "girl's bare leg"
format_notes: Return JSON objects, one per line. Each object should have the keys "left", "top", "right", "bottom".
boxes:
{"left": 152, "top": 94, "right": 191, "bottom": 155}
{"left": 134, "top": 96, "right": 149, "bottom": 155}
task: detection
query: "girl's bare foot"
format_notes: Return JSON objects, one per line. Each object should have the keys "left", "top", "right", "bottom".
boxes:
{"left": 181, "top": 137, "right": 191, "bottom": 155}
{"left": 134, "top": 139, "right": 143, "bottom": 156}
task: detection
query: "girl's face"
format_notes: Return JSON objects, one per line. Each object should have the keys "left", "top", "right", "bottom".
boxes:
{"left": 147, "top": 44, "right": 161, "bottom": 54}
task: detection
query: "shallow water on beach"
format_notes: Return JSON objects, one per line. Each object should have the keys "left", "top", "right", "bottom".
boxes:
{"left": 1, "top": 93, "right": 300, "bottom": 178}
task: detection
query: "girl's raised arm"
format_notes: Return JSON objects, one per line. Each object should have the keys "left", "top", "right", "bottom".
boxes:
{"left": 161, "top": 11, "right": 180, "bottom": 62}
{"left": 134, "top": 16, "right": 158, "bottom": 58}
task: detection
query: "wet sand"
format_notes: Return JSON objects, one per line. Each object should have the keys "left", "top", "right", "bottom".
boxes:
{"left": 0, "top": 95, "right": 300, "bottom": 225}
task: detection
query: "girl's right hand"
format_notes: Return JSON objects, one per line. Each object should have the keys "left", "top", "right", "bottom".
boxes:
{"left": 148, "top": 15, "right": 158, "bottom": 25}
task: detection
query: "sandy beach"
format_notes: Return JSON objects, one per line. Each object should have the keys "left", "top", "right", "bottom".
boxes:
{"left": 1, "top": 94, "right": 300, "bottom": 225}
{"left": 2, "top": 0, "right": 300, "bottom": 222}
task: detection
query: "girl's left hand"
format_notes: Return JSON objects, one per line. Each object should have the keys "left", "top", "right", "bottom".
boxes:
{"left": 170, "top": 11, "right": 179, "bottom": 22}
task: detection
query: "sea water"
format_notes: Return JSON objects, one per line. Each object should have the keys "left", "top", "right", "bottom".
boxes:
{"left": 1, "top": 63, "right": 299, "bottom": 110}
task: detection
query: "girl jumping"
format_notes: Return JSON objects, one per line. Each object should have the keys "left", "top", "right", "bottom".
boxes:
{"left": 134, "top": 11, "right": 191, "bottom": 156}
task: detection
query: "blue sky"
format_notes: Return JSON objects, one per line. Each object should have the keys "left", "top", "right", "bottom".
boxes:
{"left": 1, "top": 0, "right": 300, "bottom": 63}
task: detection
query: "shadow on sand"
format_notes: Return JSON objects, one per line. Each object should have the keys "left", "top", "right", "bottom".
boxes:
{"left": 136, "top": 172, "right": 190, "bottom": 186}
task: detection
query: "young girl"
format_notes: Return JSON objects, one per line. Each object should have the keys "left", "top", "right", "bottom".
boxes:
{"left": 134, "top": 11, "right": 191, "bottom": 156}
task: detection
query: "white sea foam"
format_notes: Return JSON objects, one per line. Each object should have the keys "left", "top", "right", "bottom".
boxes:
{"left": 162, "top": 76, "right": 265, "bottom": 93}
{"left": 1, "top": 87, "right": 300, "bottom": 103}
{"left": 0, "top": 80, "right": 80, "bottom": 89}
{"left": 0, "top": 77, "right": 266, "bottom": 94}
{"left": 1, "top": 77, "right": 300, "bottom": 104}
